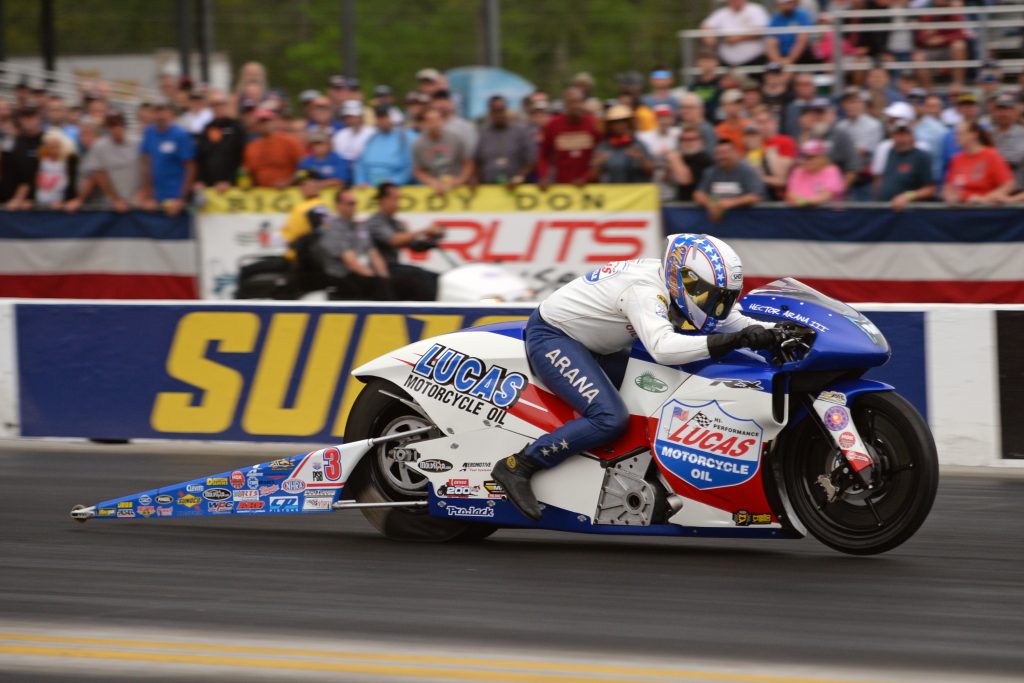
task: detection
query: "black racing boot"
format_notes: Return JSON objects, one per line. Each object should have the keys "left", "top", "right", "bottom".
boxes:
{"left": 491, "top": 450, "right": 543, "bottom": 521}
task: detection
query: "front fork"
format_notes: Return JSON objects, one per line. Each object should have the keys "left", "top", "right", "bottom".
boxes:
{"left": 803, "top": 394, "right": 878, "bottom": 502}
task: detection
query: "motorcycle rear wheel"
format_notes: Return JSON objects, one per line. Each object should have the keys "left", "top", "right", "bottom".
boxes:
{"left": 345, "top": 379, "right": 497, "bottom": 542}
{"left": 782, "top": 391, "right": 938, "bottom": 555}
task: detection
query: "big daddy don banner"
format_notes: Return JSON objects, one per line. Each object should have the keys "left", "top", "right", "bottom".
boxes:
{"left": 197, "top": 184, "right": 661, "bottom": 299}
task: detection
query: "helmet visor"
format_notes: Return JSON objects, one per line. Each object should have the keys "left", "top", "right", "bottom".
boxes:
{"left": 683, "top": 269, "right": 740, "bottom": 321}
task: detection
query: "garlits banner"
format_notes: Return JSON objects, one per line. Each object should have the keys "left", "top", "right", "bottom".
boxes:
{"left": 198, "top": 184, "right": 661, "bottom": 299}
{"left": 662, "top": 205, "right": 1024, "bottom": 304}
{"left": 0, "top": 211, "right": 197, "bottom": 299}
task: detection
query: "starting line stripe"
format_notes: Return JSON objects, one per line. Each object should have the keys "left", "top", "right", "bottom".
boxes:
{"left": 0, "top": 635, "right": 876, "bottom": 683}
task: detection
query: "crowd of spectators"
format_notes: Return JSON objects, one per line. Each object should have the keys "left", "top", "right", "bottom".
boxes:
{"left": 0, "top": 0, "right": 1022, "bottom": 223}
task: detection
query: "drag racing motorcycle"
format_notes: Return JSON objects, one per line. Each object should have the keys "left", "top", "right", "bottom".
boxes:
{"left": 72, "top": 278, "right": 938, "bottom": 555}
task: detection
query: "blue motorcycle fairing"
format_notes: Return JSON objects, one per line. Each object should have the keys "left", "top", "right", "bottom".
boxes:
{"left": 786, "top": 377, "right": 895, "bottom": 428}
{"left": 430, "top": 491, "right": 800, "bottom": 539}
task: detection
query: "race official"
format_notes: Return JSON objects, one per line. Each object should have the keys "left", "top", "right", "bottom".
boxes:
{"left": 363, "top": 182, "right": 443, "bottom": 301}
{"left": 317, "top": 188, "right": 394, "bottom": 300}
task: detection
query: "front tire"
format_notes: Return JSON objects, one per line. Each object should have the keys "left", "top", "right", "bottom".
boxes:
{"left": 781, "top": 391, "right": 938, "bottom": 555}
{"left": 345, "top": 379, "right": 497, "bottom": 542}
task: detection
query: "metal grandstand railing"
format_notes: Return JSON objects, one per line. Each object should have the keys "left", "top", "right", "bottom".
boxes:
{"left": 0, "top": 60, "right": 162, "bottom": 111}
{"left": 679, "top": 3, "right": 1024, "bottom": 94}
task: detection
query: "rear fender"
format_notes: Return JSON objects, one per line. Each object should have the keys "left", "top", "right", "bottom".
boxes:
{"left": 75, "top": 441, "right": 376, "bottom": 521}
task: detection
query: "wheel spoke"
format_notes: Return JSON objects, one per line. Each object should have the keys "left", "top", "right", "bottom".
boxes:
{"left": 865, "top": 497, "right": 884, "bottom": 527}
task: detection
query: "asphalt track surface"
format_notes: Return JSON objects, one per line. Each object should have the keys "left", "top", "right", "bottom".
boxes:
{"left": 2, "top": 445, "right": 1023, "bottom": 682}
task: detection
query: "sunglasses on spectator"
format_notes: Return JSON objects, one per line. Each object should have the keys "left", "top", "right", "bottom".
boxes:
{"left": 680, "top": 135, "right": 700, "bottom": 141}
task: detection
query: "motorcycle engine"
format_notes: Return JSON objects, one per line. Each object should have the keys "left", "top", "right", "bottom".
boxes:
{"left": 594, "top": 452, "right": 657, "bottom": 526}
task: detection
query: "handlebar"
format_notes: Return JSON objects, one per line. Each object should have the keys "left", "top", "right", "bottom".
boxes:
{"left": 768, "top": 323, "right": 817, "bottom": 366}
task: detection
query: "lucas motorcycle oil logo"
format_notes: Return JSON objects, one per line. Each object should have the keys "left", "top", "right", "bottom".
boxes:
{"left": 409, "top": 343, "right": 527, "bottom": 410}
{"left": 653, "top": 399, "right": 763, "bottom": 491}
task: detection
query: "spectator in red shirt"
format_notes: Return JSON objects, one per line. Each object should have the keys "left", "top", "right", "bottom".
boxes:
{"left": 537, "top": 87, "right": 600, "bottom": 188}
{"left": 943, "top": 121, "right": 1015, "bottom": 204}
{"left": 243, "top": 109, "right": 304, "bottom": 188}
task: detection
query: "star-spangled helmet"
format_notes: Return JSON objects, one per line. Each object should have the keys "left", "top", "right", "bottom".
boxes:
{"left": 663, "top": 233, "right": 744, "bottom": 333}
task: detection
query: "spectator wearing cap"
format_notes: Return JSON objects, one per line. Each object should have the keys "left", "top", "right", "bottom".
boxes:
{"left": 412, "top": 107, "right": 473, "bottom": 194}
{"left": 913, "top": 0, "right": 969, "bottom": 89}
{"left": 761, "top": 63, "right": 792, "bottom": 116}
{"left": 701, "top": 0, "right": 770, "bottom": 68}
{"left": 687, "top": 51, "right": 722, "bottom": 122}
{"left": 523, "top": 92, "right": 551, "bottom": 149}
{"left": 693, "top": 139, "right": 765, "bottom": 222}
{"left": 327, "top": 75, "right": 353, "bottom": 117}
{"left": 876, "top": 120, "right": 936, "bottom": 210}
{"left": 66, "top": 111, "right": 141, "bottom": 212}
{"left": 715, "top": 89, "right": 752, "bottom": 153}
{"left": 745, "top": 108, "right": 795, "bottom": 200}
{"left": 331, "top": 100, "right": 374, "bottom": 165}
{"left": 616, "top": 71, "right": 657, "bottom": 133}
{"left": 781, "top": 72, "right": 817, "bottom": 139}
{"left": 299, "top": 129, "right": 351, "bottom": 186}
{"left": 836, "top": 88, "right": 883, "bottom": 201}
{"left": 474, "top": 95, "right": 535, "bottom": 188}
{"left": 431, "top": 89, "right": 478, "bottom": 153}
{"left": 786, "top": 139, "right": 844, "bottom": 207}
{"left": 590, "top": 105, "right": 653, "bottom": 184}
{"left": 372, "top": 85, "right": 405, "bottom": 126}
{"left": 2, "top": 106, "right": 45, "bottom": 206}
{"left": 355, "top": 105, "right": 416, "bottom": 187}
{"left": 991, "top": 94, "right": 1024, "bottom": 193}
{"left": 364, "top": 181, "right": 442, "bottom": 300}
{"left": 179, "top": 88, "right": 213, "bottom": 135}
{"left": 537, "top": 87, "right": 601, "bottom": 189}
{"left": 639, "top": 104, "right": 681, "bottom": 200}
{"left": 404, "top": 91, "right": 431, "bottom": 132}
{"left": 766, "top": 0, "right": 814, "bottom": 66}
{"left": 642, "top": 67, "right": 680, "bottom": 116}
{"left": 316, "top": 188, "right": 393, "bottom": 301}
{"left": 937, "top": 91, "right": 983, "bottom": 182}
{"left": 679, "top": 92, "right": 717, "bottom": 153}
{"left": 195, "top": 92, "right": 246, "bottom": 192}
{"left": 307, "top": 96, "right": 342, "bottom": 135}
{"left": 571, "top": 72, "right": 596, "bottom": 100}
{"left": 666, "top": 124, "right": 714, "bottom": 201}
{"left": 943, "top": 121, "right": 1015, "bottom": 204}
{"left": 415, "top": 68, "right": 443, "bottom": 97}
{"left": 138, "top": 101, "right": 196, "bottom": 214}
{"left": 870, "top": 101, "right": 930, "bottom": 180}
{"left": 242, "top": 108, "right": 303, "bottom": 188}
{"left": 799, "top": 98, "right": 862, "bottom": 191}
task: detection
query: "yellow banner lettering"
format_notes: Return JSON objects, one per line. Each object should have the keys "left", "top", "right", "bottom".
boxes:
{"left": 151, "top": 312, "right": 259, "bottom": 433}
{"left": 243, "top": 313, "right": 356, "bottom": 436}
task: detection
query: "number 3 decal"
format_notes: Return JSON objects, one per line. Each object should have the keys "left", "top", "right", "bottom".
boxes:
{"left": 323, "top": 448, "right": 341, "bottom": 481}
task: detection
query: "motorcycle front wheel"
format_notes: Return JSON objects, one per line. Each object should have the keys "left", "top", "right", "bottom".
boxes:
{"left": 781, "top": 391, "right": 938, "bottom": 555}
{"left": 345, "top": 379, "right": 497, "bottom": 542}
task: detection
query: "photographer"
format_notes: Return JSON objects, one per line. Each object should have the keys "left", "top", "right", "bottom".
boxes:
{"left": 363, "top": 182, "right": 443, "bottom": 300}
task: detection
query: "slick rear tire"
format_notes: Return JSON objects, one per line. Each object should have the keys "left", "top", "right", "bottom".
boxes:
{"left": 345, "top": 379, "right": 497, "bottom": 543}
{"left": 782, "top": 391, "right": 938, "bottom": 555}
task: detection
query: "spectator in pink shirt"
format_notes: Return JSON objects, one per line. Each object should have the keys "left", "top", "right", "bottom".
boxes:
{"left": 786, "top": 139, "right": 844, "bottom": 207}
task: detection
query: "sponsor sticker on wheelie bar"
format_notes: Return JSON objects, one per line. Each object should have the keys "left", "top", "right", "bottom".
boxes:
{"left": 653, "top": 400, "right": 764, "bottom": 490}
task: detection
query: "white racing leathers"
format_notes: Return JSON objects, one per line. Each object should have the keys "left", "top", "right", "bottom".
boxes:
{"left": 521, "top": 258, "right": 764, "bottom": 468}
{"left": 538, "top": 258, "right": 761, "bottom": 365}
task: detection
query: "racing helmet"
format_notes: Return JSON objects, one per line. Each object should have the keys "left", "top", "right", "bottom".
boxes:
{"left": 663, "top": 233, "right": 743, "bottom": 333}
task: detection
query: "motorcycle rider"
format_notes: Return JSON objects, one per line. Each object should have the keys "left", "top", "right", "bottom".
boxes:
{"left": 491, "top": 233, "right": 776, "bottom": 521}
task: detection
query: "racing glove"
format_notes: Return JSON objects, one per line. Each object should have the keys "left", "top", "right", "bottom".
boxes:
{"left": 707, "top": 325, "right": 776, "bottom": 358}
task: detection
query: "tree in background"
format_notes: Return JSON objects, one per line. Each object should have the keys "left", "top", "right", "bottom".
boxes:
{"left": 3, "top": 0, "right": 712, "bottom": 106}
